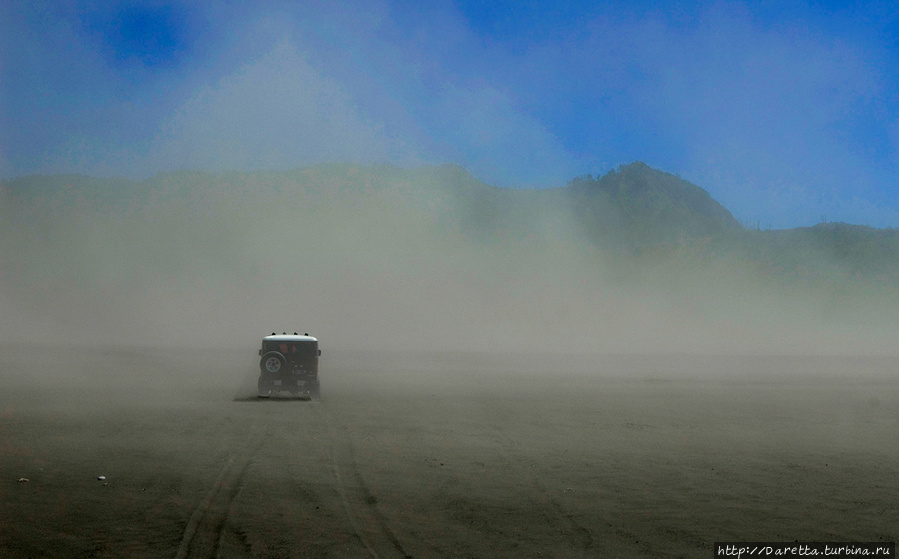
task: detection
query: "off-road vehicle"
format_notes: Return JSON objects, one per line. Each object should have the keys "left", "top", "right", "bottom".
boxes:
{"left": 257, "top": 333, "right": 321, "bottom": 400}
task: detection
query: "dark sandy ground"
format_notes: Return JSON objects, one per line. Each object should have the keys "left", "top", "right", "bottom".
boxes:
{"left": 0, "top": 345, "right": 897, "bottom": 558}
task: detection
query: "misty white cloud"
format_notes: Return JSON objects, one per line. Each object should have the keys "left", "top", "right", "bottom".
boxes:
{"left": 148, "top": 40, "right": 390, "bottom": 172}
{"left": 434, "top": 85, "right": 577, "bottom": 187}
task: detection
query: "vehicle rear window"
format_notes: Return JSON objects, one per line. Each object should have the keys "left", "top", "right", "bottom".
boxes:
{"left": 264, "top": 341, "right": 317, "bottom": 355}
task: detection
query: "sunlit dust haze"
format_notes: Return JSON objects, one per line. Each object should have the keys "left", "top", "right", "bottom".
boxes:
{"left": 2, "top": 2, "right": 899, "bottom": 355}
{"left": 2, "top": 165, "right": 897, "bottom": 355}
{"left": 3, "top": 1, "right": 899, "bottom": 228}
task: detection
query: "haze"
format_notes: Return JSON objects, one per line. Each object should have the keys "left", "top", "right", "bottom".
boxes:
{"left": 3, "top": 6, "right": 899, "bottom": 555}
{"left": 1, "top": 1, "right": 897, "bottom": 362}
{"left": 2, "top": 166, "right": 897, "bottom": 354}
{"left": 3, "top": 1, "right": 899, "bottom": 228}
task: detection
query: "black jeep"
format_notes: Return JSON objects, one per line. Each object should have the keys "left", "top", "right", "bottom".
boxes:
{"left": 257, "top": 333, "right": 321, "bottom": 400}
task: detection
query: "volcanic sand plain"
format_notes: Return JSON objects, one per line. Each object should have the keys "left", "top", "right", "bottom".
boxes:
{"left": 1, "top": 345, "right": 897, "bottom": 558}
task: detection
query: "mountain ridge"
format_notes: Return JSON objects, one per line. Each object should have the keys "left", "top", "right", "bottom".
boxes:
{"left": 3, "top": 162, "right": 898, "bottom": 352}
{"left": 5, "top": 160, "right": 891, "bottom": 231}
{"left": 3, "top": 161, "right": 897, "bottom": 286}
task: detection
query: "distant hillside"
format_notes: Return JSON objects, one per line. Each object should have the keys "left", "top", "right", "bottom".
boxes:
{"left": 331, "top": 161, "right": 746, "bottom": 251}
{"left": 1, "top": 162, "right": 898, "bottom": 352}
{"left": 566, "top": 162, "right": 743, "bottom": 247}
{"left": 559, "top": 163, "right": 898, "bottom": 285}
{"left": 743, "top": 222, "right": 899, "bottom": 285}
{"left": 3, "top": 162, "right": 898, "bottom": 285}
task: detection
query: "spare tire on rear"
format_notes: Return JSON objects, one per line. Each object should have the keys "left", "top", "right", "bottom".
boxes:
{"left": 260, "top": 351, "right": 286, "bottom": 374}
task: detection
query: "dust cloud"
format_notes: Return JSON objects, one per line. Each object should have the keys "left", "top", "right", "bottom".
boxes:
{"left": 1, "top": 165, "right": 897, "bottom": 355}
{"left": 2, "top": 166, "right": 899, "bottom": 558}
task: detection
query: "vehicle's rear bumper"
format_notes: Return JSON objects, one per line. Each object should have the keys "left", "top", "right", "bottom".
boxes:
{"left": 258, "top": 374, "right": 318, "bottom": 395}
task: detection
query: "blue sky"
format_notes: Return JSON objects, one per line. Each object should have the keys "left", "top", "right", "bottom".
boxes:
{"left": 2, "top": 1, "right": 898, "bottom": 228}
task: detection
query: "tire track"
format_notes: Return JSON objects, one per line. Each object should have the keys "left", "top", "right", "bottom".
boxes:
{"left": 175, "top": 431, "right": 266, "bottom": 559}
{"left": 317, "top": 406, "right": 410, "bottom": 559}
